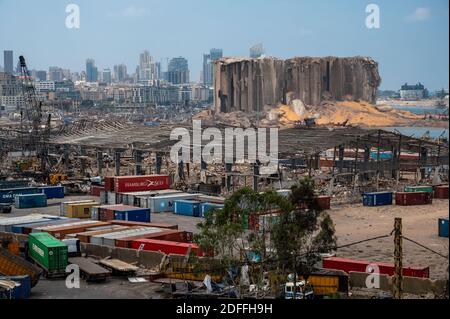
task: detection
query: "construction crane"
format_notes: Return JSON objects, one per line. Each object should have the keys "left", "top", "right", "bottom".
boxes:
{"left": 18, "top": 55, "right": 52, "bottom": 181}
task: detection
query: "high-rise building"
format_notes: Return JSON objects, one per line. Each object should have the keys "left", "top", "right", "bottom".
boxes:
{"left": 102, "top": 68, "right": 112, "bottom": 84}
{"left": 250, "top": 43, "right": 265, "bottom": 59}
{"left": 86, "top": 58, "right": 98, "bottom": 82}
{"left": 48, "top": 67, "right": 64, "bottom": 82}
{"left": 35, "top": 70, "right": 47, "bottom": 81}
{"left": 137, "top": 50, "right": 159, "bottom": 81}
{"left": 113, "top": 64, "right": 127, "bottom": 82}
{"left": 203, "top": 48, "right": 223, "bottom": 86}
{"left": 167, "top": 57, "right": 190, "bottom": 85}
{"left": 3, "top": 51, "right": 13, "bottom": 74}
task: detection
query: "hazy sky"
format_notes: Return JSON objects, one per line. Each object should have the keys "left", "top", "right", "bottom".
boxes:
{"left": 0, "top": 0, "right": 448, "bottom": 90}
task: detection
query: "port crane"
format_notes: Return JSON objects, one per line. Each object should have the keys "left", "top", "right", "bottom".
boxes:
{"left": 18, "top": 55, "right": 52, "bottom": 181}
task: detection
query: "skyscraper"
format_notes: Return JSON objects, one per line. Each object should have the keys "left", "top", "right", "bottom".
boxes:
{"left": 113, "top": 64, "right": 127, "bottom": 82}
{"left": 167, "top": 57, "right": 189, "bottom": 85}
{"left": 35, "top": 70, "right": 47, "bottom": 81}
{"left": 48, "top": 67, "right": 64, "bottom": 81}
{"left": 102, "top": 68, "right": 112, "bottom": 84}
{"left": 138, "top": 50, "right": 159, "bottom": 81}
{"left": 86, "top": 58, "right": 98, "bottom": 82}
{"left": 203, "top": 48, "right": 223, "bottom": 86}
{"left": 3, "top": 51, "right": 13, "bottom": 74}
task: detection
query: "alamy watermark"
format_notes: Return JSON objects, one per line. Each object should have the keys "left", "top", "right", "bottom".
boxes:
{"left": 366, "top": 4, "right": 380, "bottom": 29}
{"left": 65, "top": 4, "right": 80, "bottom": 29}
{"left": 365, "top": 264, "right": 381, "bottom": 289}
{"left": 170, "top": 120, "right": 279, "bottom": 174}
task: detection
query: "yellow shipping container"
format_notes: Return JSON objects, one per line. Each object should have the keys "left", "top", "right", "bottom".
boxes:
{"left": 66, "top": 202, "right": 99, "bottom": 219}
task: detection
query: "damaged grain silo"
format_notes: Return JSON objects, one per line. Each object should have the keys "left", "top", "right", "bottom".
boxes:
{"left": 214, "top": 56, "right": 381, "bottom": 113}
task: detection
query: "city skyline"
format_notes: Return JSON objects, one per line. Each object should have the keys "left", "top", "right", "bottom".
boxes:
{"left": 0, "top": 0, "right": 449, "bottom": 90}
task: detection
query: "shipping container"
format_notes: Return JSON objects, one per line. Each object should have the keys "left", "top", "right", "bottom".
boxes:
{"left": 60, "top": 200, "right": 97, "bottom": 217}
{"left": 115, "top": 229, "right": 193, "bottom": 248}
{"left": 0, "top": 275, "right": 31, "bottom": 299}
{"left": 75, "top": 226, "right": 130, "bottom": 243}
{"left": 11, "top": 217, "right": 74, "bottom": 234}
{"left": 314, "top": 196, "right": 331, "bottom": 211}
{"left": 362, "top": 191, "right": 393, "bottom": 207}
{"left": 110, "top": 220, "right": 178, "bottom": 230}
{"left": 62, "top": 238, "right": 81, "bottom": 257}
{"left": 14, "top": 193, "right": 47, "bottom": 209}
{"left": 66, "top": 202, "right": 99, "bottom": 219}
{"left": 434, "top": 185, "right": 449, "bottom": 199}
{"left": 114, "top": 207, "right": 151, "bottom": 223}
{"left": 438, "top": 218, "right": 449, "bottom": 238}
{"left": 395, "top": 192, "right": 433, "bottom": 206}
{"left": 404, "top": 186, "right": 434, "bottom": 193}
{"left": 323, "top": 257, "right": 429, "bottom": 278}
{"left": 119, "top": 189, "right": 183, "bottom": 207}
{"left": 147, "top": 193, "right": 199, "bottom": 213}
{"left": 131, "top": 239, "right": 205, "bottom": 256}
{"left": 90, "top": 185, "right": 105, "bottom": 197}
{"left": 114, "top": 175, "right": 170, "bottom": 193}
{"left": 107, "top": 191, "right": 118, "bottom": 205}
{"left": 104, "top": 176, "right": 115, "bottom": 192}
{"left": 38, "top": 186, "right": 65, "bottom": 199}
{"left": 0, "top": 214, "right": 59, "bottom": 233}
{"left": 0, "top": 247, "right": 42, "bottom": 287}
{"left": 0, "top": 180, "right": 30, "bottom": 189}
{"left": 35, "top": 221, "right": 110, "bottom": 239}
{"left": 99, "top": 191, "right": 108, "bottom": 204}
{"left": 196, "top": 194, "right": 226, "bottom": 204}
{"left": 0, "top": 187, "right": 40, "bottom": 204}
{"left": 276, "top": 189, "right": 291, "bottom": 198}
{"left": 28, "top": 232, "right": 68, "bottom": 274}
{"left": 174, "top": 200, "right": 201, "bottom": 217}
{"left": 200, "top": 202, "right": 224, "bottom": 218}
{"left": 90, "top": 227, "right": 162, "bottom": 246}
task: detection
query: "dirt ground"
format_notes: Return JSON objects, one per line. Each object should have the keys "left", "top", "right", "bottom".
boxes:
{"left": 329, "top": 199, "right": 449, "bottom": 280}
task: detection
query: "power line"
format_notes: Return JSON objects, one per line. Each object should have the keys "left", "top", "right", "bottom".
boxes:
{"left": 402, "top": 236, "right": 448, "bottom": 259}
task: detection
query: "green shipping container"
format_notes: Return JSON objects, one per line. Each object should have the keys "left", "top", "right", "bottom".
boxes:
{"left": 242, "top": 213, "right": 249, "bottom": 230}
{"left": 28, "top": 232, "right": 68, "bottom": 271}
{"left": 404, "top": 186, "right": 433, "bottom": 193}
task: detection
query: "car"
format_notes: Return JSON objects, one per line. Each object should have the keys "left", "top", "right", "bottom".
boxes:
{"left": 0, "top": 203, "right": 12, "bottom": 214}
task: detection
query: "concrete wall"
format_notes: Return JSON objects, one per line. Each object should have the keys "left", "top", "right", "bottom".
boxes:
{"left": 349, "top": 271, "right": 448, "bottom": 296}
{"left": 81, "top": 243, "right": 165, "bottom": 269}
{"left": 214, "top": 56, "right": 381, "bottom": 112}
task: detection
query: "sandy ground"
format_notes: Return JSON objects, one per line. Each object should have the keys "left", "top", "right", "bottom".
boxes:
{"left": 329, "top": 199, "right": 449, "bottom": 280}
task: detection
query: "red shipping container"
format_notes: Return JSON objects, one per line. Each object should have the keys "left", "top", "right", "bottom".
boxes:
{"left": 115, "top": 229, "right": 193, "bottom": 248}
{"left": 90, "top": 185, "right": 105, "bottom": 197}
{"left": 395, "top": 192, "right": 433, "bottom": 206}
{"left": 104, "top": 177, "right": 115, "bottom": 192}
{"left": 434, "top": 185, "right": 449, "bottom": 199}
{"left": 323, "top": 257, "right": 429, "bottom": 278}
{"left": 315, "top": 196, "right": 331, "bottom": 211}
{"left": 131, "top": 239, "right": 205, "bottom": 257}
{"left": 114, "top": 175, "right": 170, "bottom": 193}
{"left": 111, "top": 220, "right": 178, "bottom": 230}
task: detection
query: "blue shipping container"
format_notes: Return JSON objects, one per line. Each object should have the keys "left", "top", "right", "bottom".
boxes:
{"left": 39, "top": 186, "right": 65, "bottom": 199}
{"left": 363, "top": 191, "right": 393, "bottom": 207}
{"left": 174, "top": 200, "right": 201, "bottom": 217}
{"left": 439, "top": 218, "right": 449, "bottom": 238}
{"left": 114, "top": 208, "right": 151, "bottom": 222}
{"left": 200, "top": 203, "right": 224, "bottom": 218}
{"left": 0, "top": 187, "right": 40, "bottom": 204}
{"left": 14, "top": 193, "right": 47, "bottom": 209}
{"left": 0, "top": 275, "right": 31, "bottom": 299}
{"left": 11, "top": 218, "right": 76, "bottom": 234}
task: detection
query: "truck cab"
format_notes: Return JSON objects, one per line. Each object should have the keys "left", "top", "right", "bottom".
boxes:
{"left": 284, "top": 280, "right": 314, "bottom": 299}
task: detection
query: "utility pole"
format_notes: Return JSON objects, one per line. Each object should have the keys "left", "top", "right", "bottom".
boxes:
{"left": 393, "top": 218, "right": 403, "bottom": 299}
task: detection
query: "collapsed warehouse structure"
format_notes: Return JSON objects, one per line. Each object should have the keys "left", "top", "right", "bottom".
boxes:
{"left": 214, "top": 56, "right": 381, "bottom": 112}
{"left": 1, "top": 120, "right": 447, "bottom": 198}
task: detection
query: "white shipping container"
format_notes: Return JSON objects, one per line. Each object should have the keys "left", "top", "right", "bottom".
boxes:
{"left": 147, "top": 193, "right": 199, "bottom": 213}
